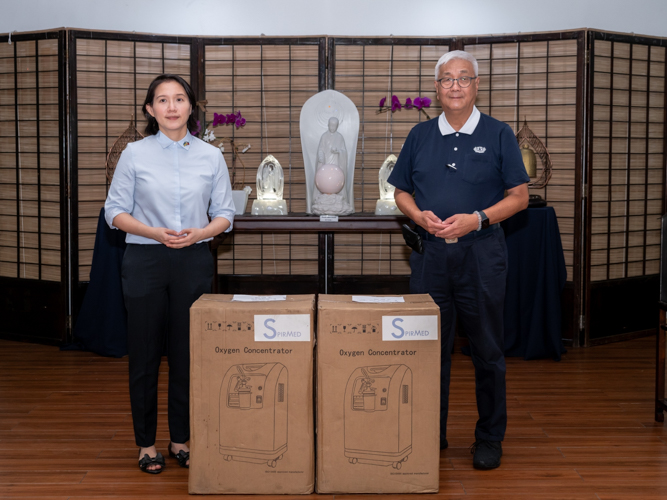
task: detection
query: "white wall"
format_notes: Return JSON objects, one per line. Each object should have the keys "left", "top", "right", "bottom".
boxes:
{"left": 3, "top": 0, "right": 667, "bottom": 38}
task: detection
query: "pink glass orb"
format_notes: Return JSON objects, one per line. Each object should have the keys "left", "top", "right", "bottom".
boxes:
{"left": 315, "top": 164, "right": 345, "bottom": 194}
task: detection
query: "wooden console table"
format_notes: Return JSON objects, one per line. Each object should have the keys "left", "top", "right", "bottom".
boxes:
{"left": 211, "top": 214, "right": 408, "bottom": 294}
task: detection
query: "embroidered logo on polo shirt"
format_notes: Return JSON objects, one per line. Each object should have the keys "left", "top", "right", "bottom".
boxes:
{"left": 473, "top": 146, "right": 486, "bottom": 153}
{"left": 183, "top": 141, "right": 190, "bottom": 146}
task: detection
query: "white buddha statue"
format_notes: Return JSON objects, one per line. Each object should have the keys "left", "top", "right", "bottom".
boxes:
{"left": 311, "top": 117, "right": 353, "bottom": 215}
{"left": 300, "top": 90, "right": 358, "bottom": 215}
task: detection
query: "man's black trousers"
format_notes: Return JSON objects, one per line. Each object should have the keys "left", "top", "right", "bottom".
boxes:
{"left": 411, "top": 226, "right": 508, "bottom": 443}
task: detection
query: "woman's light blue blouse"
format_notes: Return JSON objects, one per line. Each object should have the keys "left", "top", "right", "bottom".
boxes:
{"left": 105, "top": 131, "right": 235, "bottom": 245}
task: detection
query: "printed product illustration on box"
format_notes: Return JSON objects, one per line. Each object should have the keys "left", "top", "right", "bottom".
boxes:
{"left": 219, "top": 363, "right": 288, "bottom": 468}
{"left": 344, "top": 364, "right": 412, "bottom": 469}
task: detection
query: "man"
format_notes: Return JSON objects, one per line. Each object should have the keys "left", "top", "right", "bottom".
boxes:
{"left": 388, "top": 50, "right": 529, "bottom": 470}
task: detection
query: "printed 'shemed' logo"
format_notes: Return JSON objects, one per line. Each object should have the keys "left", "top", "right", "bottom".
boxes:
{"left": 382, "top": 315, "right": 438, "bottom": 341}
{"left": 262, "top": 319, "right": 279, "bottom": 339}
{"left": 390, "top": 318, "right": 408, "bottom": 338}
{"left": 473, "top": 146, "right": 486, "bottom": 153}
{"left": 254, "top": 314, "right": 311, "bottom": 342}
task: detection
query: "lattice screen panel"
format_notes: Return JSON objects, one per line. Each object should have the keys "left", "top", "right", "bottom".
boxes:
{"left": 590, "top": 40, "right": 665, "bottom": 281}
{"left": 205, "top": 41, "right": 322, "bottom": 275}
{"left": 75, "top": 37, "right": 191, "bottom": 281}
{"left": 333, "top": 42, "right": 449, "bottom": 276}
{"left": 217, "top": 233, "right": 318, "bottom": 275}
{"left": 0, "top": 39, "right": 61, "bottom": 281}
{"left": 465, "top": 39, "right": 579, "bottom": 281}
{"left": 334, "top": 232, "right": 411, "bottom": 275}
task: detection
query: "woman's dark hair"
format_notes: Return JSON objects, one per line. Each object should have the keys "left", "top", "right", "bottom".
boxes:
{"left": 142, "top": 74, "right": 198, "bottom": 136}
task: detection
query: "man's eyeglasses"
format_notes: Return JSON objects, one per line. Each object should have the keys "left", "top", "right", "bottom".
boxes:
{"left": 437, "top": 76, "right": 477, "bottom": 89}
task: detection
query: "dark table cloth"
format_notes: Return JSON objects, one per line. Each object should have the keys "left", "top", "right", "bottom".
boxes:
{"left": 62, "top": 207, "right": 128, "bottom": 357}
{"left": 502, "top": 206, "right": 567, "bottom": 361}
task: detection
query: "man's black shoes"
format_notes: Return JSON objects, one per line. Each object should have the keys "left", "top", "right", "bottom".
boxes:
{"left": 470, "top": 439, "right": 502, "bottom": 470}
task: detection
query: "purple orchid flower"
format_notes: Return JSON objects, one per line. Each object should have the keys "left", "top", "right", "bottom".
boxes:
{"left": 191, "top": 120, "right": 201, "bottom": 136}
{"left": 414, "top": 97, "right": 423, "bottom": 110}
{"left": 234, "top": 111, "right": 246, "bottom": 128}
{"left": 421, "top": 97, "right": 432, "bottom": 108}
{"left": 212, "top": 112, "right": 225, "bottom": 127}
{"left": 405, "top": 97, "right": 413, "bottom": 109}
{"left": 226, "top": 113, "right": 236, "bottom": 124}
{"left": 379, "top": 96, "right": 387, "bottom": 108}
{"left": 391, "top": 95, "right": 401, "bottom": 112}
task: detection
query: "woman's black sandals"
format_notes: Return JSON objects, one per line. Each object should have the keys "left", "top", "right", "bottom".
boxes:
{"left": 138, "top": 452, "right": 165, "bottom": 474}
{"left": 168, "top": 443, "right": 190, "bottom": 469}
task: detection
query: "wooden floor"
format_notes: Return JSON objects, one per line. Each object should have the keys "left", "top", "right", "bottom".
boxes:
{"left": 1, "top": 336, "right": 667, "bottom": 499}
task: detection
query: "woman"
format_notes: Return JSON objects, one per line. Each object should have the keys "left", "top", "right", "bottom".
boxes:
{"left": 105, "top": 74, "right": 235, "bottom": 473}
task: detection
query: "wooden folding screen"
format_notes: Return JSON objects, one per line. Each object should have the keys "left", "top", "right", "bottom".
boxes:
{"left": 204, "top": 38, "right": 325, "bottom": 278}
{"left": 460, "top": 33, "right": 586, "bottom": 344}
{"left": 0, "top": 31, "right": 67, "bottom": 342}
{"left": 462, "top": 35, "right": 584, "bottom": 283}
{"left": 330, "top": 34, "right": 586, "bottom": 342}
{"left": 329, "top": 39, "right": 451, "bottom": 278}
{"left": 586, "top": 32, "right": 667, "bottom": 342}
{"left": 1, "top": 29, "right": 664, "bottom": 346}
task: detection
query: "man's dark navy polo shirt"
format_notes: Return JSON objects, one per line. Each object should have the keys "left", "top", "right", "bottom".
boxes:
{"left": 388, "top": 112, "right": 529, "bottom": 221}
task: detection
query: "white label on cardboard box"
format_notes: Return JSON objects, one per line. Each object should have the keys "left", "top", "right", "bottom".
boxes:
{"left": 352, "top": 296, "right": 405, "bottom": 303}
{"left": 232, "top": 294, "right": 287, "bottom": 302}
{"left": 382, "top": 315, "right": 439, "bottom": 341}
{"left": 254, "top": 314, "right": 311, "bottom": 342}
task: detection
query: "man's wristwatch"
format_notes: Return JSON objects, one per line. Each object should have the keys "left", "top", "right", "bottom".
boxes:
{"left": 474, "top": 210, "right": 489, "bottom": 231}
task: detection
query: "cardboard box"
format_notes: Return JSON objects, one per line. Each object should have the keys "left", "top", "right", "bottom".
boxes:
{"left": 189, "top": 294, "right": 315, "bottom": 494}
{"left": 316, "top": 294, "right": 441, "bottom": 494}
